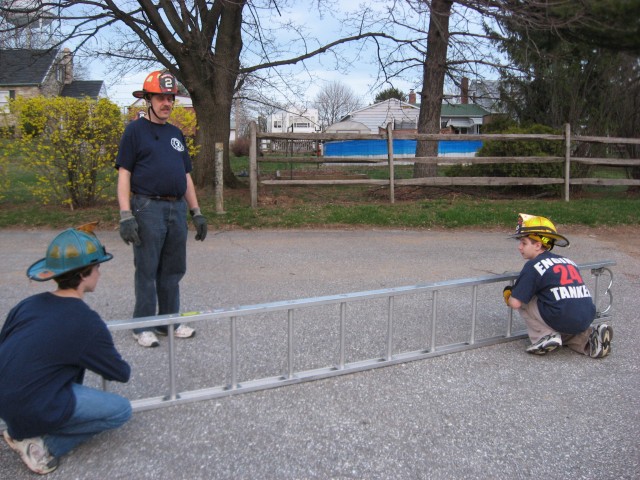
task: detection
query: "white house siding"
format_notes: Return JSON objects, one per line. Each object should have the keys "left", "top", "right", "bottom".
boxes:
{"left": 333, "top": 100, "right": 489, "bottom": 136}
{"left": 266, "top": 107, "right": 320, "bottom": 134}
{"left": 346, "top": 99, "right": 419, "bottom": 133}
{"left": 324, "top": 120, "right": 370, "bottom": 134}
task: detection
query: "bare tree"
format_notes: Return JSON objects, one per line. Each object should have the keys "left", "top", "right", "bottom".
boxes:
{"left": 0, "top": 0, "right": 60, "bottom": 48}
{"left": 0, "top": 1, "right": 393, "bottom": 188}
{"left": 414, "top": 0, "right": 452, "bottom": 177}
{"left": 354, "top": 0, "right": 636, "bottom": 179}
{"left": 314, "top": 80, "right": 363, "bottom": 129}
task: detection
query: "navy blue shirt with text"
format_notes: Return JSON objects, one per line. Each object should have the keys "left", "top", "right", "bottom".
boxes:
{"left": 511, "top": 251, "right": 596, "bottom": 334}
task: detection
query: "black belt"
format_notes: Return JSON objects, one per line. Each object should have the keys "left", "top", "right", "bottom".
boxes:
{"left": 133, "top": 193, "right": 182, "bottom": 202}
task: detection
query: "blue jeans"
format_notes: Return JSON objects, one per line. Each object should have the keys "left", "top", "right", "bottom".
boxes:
{"left": 43, "top": 384, "right": 131, "bottom": 458}
{"left": 131, "top": 195, "right": 188, "bottom": 334}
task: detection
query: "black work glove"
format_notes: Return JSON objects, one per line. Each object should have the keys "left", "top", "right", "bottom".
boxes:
{"left": 119, "top": 210, "right": 141, "bottom": 246}
{"left": 503, "top": 285, "right": 512, "bottom": 306}
{"left": 190, "top": 208, "right": 207, "bottom": 241}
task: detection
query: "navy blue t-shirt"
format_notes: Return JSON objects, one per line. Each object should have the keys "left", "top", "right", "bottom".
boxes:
{"left": 511, "top": 251, "right": 596, "bottom": 334}
{"left": 0, "top": 292, "right": 130, "bottom": 439}
{"left": 115, "top": 117, "right": 192, "bottom": 197}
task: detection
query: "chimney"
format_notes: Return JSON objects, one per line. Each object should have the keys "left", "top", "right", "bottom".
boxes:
{"left": 408, "top": 89, "right": 416, "bottom": 105}
{"left": 61, "top": 48, "right": 73, "bottom": 84}
{"left": 460, "top": 77, "right": 469, "bottom": 104}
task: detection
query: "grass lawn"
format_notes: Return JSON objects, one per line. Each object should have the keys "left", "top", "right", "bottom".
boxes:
{"left": 1, "top": 153, "right": 639, "bottom": 230}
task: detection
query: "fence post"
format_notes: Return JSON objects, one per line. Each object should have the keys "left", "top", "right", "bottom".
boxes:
{"left": 215, "top": 142, "right": 225, "bottom": 214}
{"left": 386, "top": 123, "right": 395, "bottom": 204}
{"left": 564, "top": 123, "right": 571, "bottom": 202}
{"left": 249, "top": 121, "right": 258, "bottom": 208}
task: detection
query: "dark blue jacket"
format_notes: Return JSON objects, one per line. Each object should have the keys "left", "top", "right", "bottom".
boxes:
{"left": 0, "top": 292, "right": 130, "bottom": 439}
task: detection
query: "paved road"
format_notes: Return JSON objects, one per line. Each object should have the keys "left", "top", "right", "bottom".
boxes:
{"left": 0, "top": 227, "right": 638, "bottom": 479}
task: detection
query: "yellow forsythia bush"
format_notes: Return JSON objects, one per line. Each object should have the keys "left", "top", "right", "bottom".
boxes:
{"left": 8, "top": 96, "right": 123, "bottom": 209}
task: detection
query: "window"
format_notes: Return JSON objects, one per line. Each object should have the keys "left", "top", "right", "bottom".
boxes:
{"left": 0, "top": 90, "right": 14, "bottom": 111}
{"left": 273, "top": 120, "right": 282, "bottom": 128}
{"left": 293, "top": 122, "right": 310, "bottom": 128}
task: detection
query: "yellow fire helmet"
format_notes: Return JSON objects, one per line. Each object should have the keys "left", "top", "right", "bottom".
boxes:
{"left": 27, "top": 223, "right": 113, "bottom": 281}
{"left": 508, "top": 213, "right": 570, "bottom": 250}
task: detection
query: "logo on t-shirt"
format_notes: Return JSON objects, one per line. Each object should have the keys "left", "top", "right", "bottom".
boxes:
{"left": 171, "top": 138, "right": 185, "bottom": 152}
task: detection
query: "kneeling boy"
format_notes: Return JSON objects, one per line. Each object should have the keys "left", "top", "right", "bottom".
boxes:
{"left": 503, "top": 213, "right": 612, "bottom": 357}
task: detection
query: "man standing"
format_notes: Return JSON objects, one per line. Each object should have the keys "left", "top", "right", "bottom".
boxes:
{"left": 0, "top": 226, "right": 131, "bottom": 474}
{"left": 116, "top": 70, "right": 207, "bottom": 348}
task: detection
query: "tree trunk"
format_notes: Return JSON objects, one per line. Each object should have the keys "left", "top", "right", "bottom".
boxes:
{"left": 176, "top": 2, "right": 244, "bottom": 189}
{"left": 191, "top": 95, "right": 237, "bottom": 189}
{"left": 414, "top": 0, "right": 453, "bottom": 178}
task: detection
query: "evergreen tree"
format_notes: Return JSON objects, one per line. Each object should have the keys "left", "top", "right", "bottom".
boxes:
{"left": 374, "top": 87, "right": 406, "bottom": 103}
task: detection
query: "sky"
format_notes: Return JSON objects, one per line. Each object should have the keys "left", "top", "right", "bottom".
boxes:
{"left": 94, "top": 54, "right": 402, "bottom": 109}
{"left": 87, "top": 2, "right": 420, "bottom": 109}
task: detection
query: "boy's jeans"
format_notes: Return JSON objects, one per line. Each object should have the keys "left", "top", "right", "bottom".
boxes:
{"left": 43, "top": 384, "right": 131, "bottom": 458}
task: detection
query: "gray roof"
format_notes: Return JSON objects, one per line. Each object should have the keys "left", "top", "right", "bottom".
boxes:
{"left": 0, "top": 48, "right": 59, "bottom": 86}
{"left": 61, "top": 80, "right": 104, "bottom": 99}
{"left": 440, "top": 103, "right": 490, "bottom": 117}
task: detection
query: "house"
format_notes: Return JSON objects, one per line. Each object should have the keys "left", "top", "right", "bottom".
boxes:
{"left": 324, "top": 87, "right": 490, "bottom": 158}
{"left": 326, "top": 98, "right": 488, "bottom": 136}
{"left": 61, "top": 81, "right": 106, "bottom": 100}
{"left": 326, "top": 98, "right": 419, "bottom": 135}
{"left": 469, "top": 79, "right": 503, "bottom": 114}
{"left": 440, "top": 103, "right": 490, "bottom": 135}
{"left": 0, "top": 47, "right": 105, "bottom": 105}
{"left": 263, "top": 106, "right": 320, "bottom": 153}
{"left": 0, "top": 47, "right": 105, "bottom": 126}
{"left": 266, "top": 106, "right": 320, "bottom": 134}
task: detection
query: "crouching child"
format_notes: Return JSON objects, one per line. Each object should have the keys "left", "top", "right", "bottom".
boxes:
{"left": 0, "top": 225, "right": 131, "bottom": 474}
{"left": 503, "top": 213, "right": 612, "bottom": 357}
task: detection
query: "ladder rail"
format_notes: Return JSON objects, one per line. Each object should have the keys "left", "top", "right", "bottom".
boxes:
{"left": 103, "top": 260, "right": 616, "bottom": 412}
{"left": 0, "top": 260, "right": 619, "bottom": 432}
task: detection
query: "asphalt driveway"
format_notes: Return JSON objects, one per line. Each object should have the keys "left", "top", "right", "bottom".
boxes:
{"left": 0, "top": 227, "right": 638, "bottom": 479}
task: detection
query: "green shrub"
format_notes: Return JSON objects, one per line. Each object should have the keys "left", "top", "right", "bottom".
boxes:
{"left": 6, "top": 96, "right": 123, "bottom": 209}
{"left": 443, "top": 123, "right": 590, "bottom": 195}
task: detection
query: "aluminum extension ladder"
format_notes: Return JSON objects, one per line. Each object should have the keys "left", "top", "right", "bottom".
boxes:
{"left": 105, "top": 260, "right": 615, "bottom": 412}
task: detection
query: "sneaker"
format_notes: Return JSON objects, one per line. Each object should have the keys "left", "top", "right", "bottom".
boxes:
{"left": 3, "top": 431, "right": 58, "bottom": 474}
{"left": 526, "top": 333, "right": 562, "bottom": 355}
{"left": 589, "top": 323, "right": 613, "bottom": 358}
{"left": 153, "top": 325, "right": 196, "bottom": 338}
{"left": 133, "top": 331, "right": 160, "bottom": 348}
{"left": 174, "top": 324, "right": 196, "bottom": 339}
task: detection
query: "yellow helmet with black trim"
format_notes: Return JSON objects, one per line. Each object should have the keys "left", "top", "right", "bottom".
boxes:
{"left": 508, "top": 213, "right": 570, "bottom": 250}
